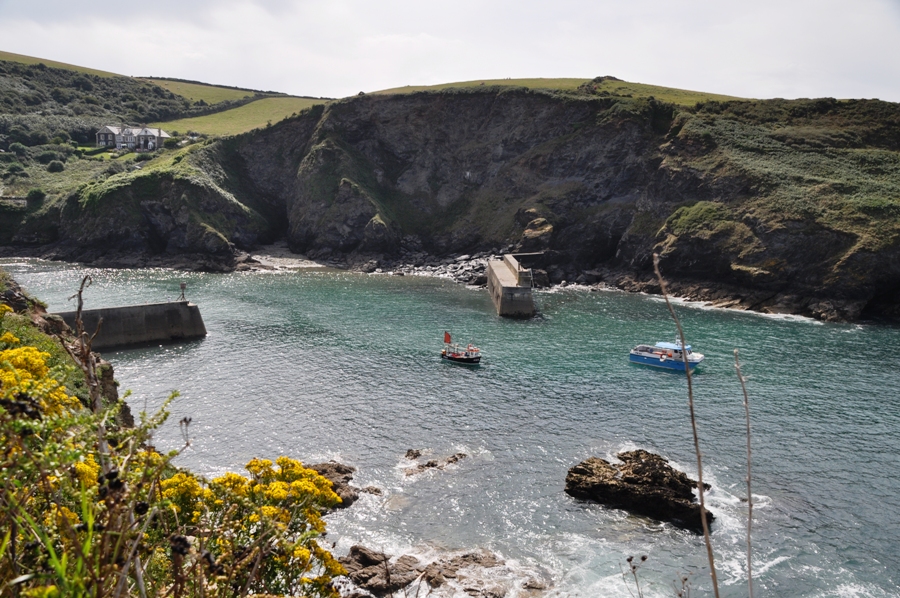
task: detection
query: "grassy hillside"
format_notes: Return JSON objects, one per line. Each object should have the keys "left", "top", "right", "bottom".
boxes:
{"left": 0, "top": 50, "right": 120, "bottom": 78}
{"left": 374, "top": 78, "right": 591, "bottom": 94}
{"left": 374, "top": 76, "right": 745, "bottom": 107}
{"left": 152, "top": 96, "right": 326, "bottom": 135}
{"left": 143, "top": 78, "right": 256, "bottom": 105}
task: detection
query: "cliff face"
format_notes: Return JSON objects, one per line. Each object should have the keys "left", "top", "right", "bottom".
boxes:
{"left": 5, "top": 88, "right": 900, "bottom": 320}
{"left": 221, "top": 89, "right": 899, "bottom": 320}
{"left": 230, "top": 90, "right": 662, "bottom": 263}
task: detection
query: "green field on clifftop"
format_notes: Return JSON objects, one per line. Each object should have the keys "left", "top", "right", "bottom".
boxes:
{"left": 151, "top": 96, "right": 327, "bottom": 135}
{"left": 374, "top": 77, "right": 746, "bottom": 106}
{"left": 143, "top": 79, "right": 257, "bottom": 105}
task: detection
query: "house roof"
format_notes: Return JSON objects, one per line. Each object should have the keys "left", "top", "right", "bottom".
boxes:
{"left": 98, "top": 126, "right": 170, "bottom": 137}
{"left": 135, "top": 128, "right": 170, "bottom": 138}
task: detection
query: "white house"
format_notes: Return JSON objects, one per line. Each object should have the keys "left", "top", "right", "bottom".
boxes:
{"left": 96, "top": 126, "right": 170, "bottom": 151}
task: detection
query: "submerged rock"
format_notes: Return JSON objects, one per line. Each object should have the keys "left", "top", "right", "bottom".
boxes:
{"left": 565, "top": 449, "right": 713, "bottom": 532}
{"left": 404, "top": 452, "right": 467, "bottom": 476}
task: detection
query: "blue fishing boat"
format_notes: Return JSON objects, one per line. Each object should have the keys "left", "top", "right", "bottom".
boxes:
{"left": 629, "top": 339, "right": 704, "bottom": 371}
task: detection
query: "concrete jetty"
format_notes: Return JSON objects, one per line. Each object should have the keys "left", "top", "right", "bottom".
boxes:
{"left": 54, "top": 301, "right": 207, "bottom": 350}
{"left": 486, "top": 254, "right": 536, "bottom": 318}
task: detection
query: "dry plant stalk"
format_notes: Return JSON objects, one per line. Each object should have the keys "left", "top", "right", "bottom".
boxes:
{"left": 652, "top": 254, "right": 719, "bottom": 597}
{"left": 734, "top": 349, "right": 754, "bottom": 598}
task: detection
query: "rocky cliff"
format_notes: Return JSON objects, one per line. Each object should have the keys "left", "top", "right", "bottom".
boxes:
{"left": 5, "top": 86, "right": 900, "bottom": 320}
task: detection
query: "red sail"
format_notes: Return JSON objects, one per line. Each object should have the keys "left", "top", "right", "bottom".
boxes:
{"left": 444, "top": 331, "right": 451, "bottom": 344}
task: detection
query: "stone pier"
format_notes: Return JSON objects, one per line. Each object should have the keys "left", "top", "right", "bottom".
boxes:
{"left": 486, "top": 254, "right": 536, "bottom": 318}
{"left": 54, "top": 301, "right": 207, "bottom": 350}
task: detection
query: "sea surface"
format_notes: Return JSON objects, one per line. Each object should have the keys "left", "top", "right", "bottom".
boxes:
{"left": 3, "top": 258, "right": 899, "bottom": 597}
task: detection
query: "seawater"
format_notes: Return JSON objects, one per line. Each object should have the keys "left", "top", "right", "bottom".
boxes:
{"left": 3, "top": 258, "right": 899, "bottom": 597}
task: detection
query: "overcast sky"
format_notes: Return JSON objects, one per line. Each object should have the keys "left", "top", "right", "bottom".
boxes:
{"left": 1, "top": 0, "right": 899, "bottom": 101}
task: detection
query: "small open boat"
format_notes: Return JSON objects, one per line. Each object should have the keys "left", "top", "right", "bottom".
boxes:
{"left": 629, "top": 339, "right": 704, "bottom": 371}
{"left": 441, "top": 331, "right": 481, "bottom": 365}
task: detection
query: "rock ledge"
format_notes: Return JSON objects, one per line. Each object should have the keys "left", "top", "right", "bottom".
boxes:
{"left": 565, "top": 449, "right": 713, "bottom": 532}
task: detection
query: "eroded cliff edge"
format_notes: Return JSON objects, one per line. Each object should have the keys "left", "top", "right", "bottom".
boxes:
{"left": 5, "top": 87, "right": 900, "bottom": 321}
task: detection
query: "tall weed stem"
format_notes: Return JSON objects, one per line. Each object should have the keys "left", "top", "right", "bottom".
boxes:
{"left": 652, "top": 254, "right": 719, "bottom": 597}
{"left": 734, "top": 349, "right": 754, "bottom": 598}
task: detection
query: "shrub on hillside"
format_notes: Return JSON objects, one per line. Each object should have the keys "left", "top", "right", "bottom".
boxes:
{"left": 2, "top": 163, "right": 27, "bottom": 179}
{"left": 37, "top": 150, "right": 62, "bottom": 164}
{"left": 46, "top": 159, "right": 65, "bottom": 172}
{"left": 9, "top": 142, "right": 27, "bottom": 156}
{"left": 105, "top": 160, "right": 126, "bottom": 175}
{"left": 26, "top": 188, "right": 46, "bottom": 204}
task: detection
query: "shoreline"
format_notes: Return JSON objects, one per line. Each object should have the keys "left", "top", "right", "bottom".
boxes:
{"left": 1, "top": 242, "right": 891, "bottom": 324}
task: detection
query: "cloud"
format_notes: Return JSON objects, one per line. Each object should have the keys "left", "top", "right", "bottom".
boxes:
{"left": 0, "top": 0, "right": 898, "bottom": 100}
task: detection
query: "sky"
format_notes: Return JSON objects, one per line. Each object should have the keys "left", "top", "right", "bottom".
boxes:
{"left": 1, "top": 0, "right": 899, "bottom": 102}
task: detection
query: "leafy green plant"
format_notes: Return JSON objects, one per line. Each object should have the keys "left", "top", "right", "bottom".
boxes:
{"left": 46, "top": 160, "right": 64, "bottom": 173}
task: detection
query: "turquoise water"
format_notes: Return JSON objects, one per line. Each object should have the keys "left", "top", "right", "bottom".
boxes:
{"left": 4, "top": 258, "right": 900, "bottom": 597}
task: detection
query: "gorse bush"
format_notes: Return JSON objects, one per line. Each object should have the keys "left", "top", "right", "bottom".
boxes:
{"left": 0, "top": 292, "right": 346, "bottom": 597}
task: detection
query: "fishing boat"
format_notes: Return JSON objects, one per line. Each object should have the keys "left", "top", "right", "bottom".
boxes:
{"left": 441, "top": 331, "right": 481, "bottom": 365}
{"left": 629, "top": 339, "right": 704, "bottom": 371}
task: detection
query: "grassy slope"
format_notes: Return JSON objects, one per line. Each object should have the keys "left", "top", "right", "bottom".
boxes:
{"left": 152, "top": 96, "right": 326, "bottom": 135}
{"left": 374, "top": 77, "right": 745, "bottom": 107}
{"left": 374, "top": 78, "right": 591, "bottom": 94}
{"left": 677, "top": 109, "right": 900, "bottom": 250}
{"left": 142, "top": 79, "right": 254, "bottom": 104}
{"left": 0, "top": 50, "right": 120, "bottom": 78}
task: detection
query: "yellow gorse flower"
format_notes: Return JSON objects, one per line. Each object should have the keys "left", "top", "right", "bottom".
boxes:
{"left": 0, "top": 331, "right": 20, "bottom": 345}
{"left": 73, "top": 454, "right": 100, "bottom": 487}
{"left": 0, "top": 345, "right": 80, "bottom": 415}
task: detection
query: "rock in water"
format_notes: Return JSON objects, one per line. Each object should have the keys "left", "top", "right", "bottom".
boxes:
{"left": 564, "top": 449, "right": 713, "bottom": 532}
{"left": 308, "top": 461, "right": 361, "bottom": 508}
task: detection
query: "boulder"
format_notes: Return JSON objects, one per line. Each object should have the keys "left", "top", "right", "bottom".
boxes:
{"left": 340, "top": 545, "right": 507, "bottom": 595}
{"left": 308, "top": 461, "right": 363, "bottom": 508}
{"left": 338, "top": 546, "right": 420, "bottom": 596}
{"left": 564, "top": 450, "right": 713, "bottom": 532}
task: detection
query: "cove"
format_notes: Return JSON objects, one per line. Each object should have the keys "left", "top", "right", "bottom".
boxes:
{"left": 4, "top": 257, "right": 899, "bottom": 597}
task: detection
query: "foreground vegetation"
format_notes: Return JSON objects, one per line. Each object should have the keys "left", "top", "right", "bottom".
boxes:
{"left": 0, "top": 276, "right": 346, "bottom": 597}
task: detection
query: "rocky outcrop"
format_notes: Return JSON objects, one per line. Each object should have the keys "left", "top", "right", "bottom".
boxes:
{"left": 338, "top": 545, "right": 509, "bottom": 597}
{"left": 4, "top": 88, "right": 900, "bottom": 320}
{"left": 565, "top": 450, "right": 713, "bottom": 532}
{"left": 339, "top": 546, "right": 421, "bottom": 596}
{"left": 307, "top": 461, "right": 381, "bottom": 508}
{"left": 403, "top": 450, "right": 467, "bottom": 476}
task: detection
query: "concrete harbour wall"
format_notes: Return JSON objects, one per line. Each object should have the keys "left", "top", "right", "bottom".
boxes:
{"left": 54, "top": 301, "right": 207, "bottom": 350}
{"left": 486, "top": 254, "right": 535, "bottom": 318}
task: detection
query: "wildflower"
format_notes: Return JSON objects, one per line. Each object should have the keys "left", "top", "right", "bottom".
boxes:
{"left": 73, "top": 454, "right": 100, "bottom": 487}
{"left": 0, "top": 331, "right": 20, "bottom": 345}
